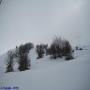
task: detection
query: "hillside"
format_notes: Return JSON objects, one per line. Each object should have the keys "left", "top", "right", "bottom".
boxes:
{"left": 0, "top": 46, "right": 90, "bottom": 90}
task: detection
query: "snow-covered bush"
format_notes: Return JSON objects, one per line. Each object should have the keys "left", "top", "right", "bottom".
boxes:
{"left": 6, "top": 46, "right": 20, "bottom": 73}
{"left": 62, "top": 40, "right": 74, "bottom": 60}
{"left": 50, "top": 37, "right": 73, "bottom": 60}
{"left": 6, "top": 42, "right": 34, "bottom": 72}
{"left": 36, "top": 44, "right": 48, "bottom": 59}
{"left": 18, "top": 43, "right": 33, "bottom": 71}
{"left": 6, "top": 51, "right": 14, "bottom": 73}
{"left": 6, "top": 48, "right": 19, "bottom": 73}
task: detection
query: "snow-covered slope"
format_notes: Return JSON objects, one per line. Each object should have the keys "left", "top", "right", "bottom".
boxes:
{"left": 0, "top": 46, "right": 90, "bottom": 90}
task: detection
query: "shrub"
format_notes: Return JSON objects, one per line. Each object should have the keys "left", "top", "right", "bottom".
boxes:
{"left": 50, "top": 39, "right": 62, "bottom": 59}
{"left": 6, "top": 51, "right": 14, "bottom": 73}
{"left": 50, "top": 37, "right": 73, "bottom": 60}
{"left": 18, "top": 42, "right": 33, "bottom": 71}
{"left": 36, "top": 44, "right": 48, "bottom": 59}
{"left": 36, "top": 44, "right": 44, "bottom": 59}
{"left": 46, "top": 48, "right": 52, "bottom": 55}
{"left": 62, "top": 40, "right": 72, "bottom": 56}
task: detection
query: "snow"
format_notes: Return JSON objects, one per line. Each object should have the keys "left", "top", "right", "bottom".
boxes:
{"left": 0, "top": 46, "right": 90, "bottom": 90}
{"left": 0, "top": 0, "right": 89, "bottom": 89}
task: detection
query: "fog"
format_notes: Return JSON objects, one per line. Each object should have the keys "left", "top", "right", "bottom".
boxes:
{"left": 0, "top": 0, "right": 89, "bottom": 55}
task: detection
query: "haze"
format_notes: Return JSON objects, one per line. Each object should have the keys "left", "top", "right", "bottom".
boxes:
{"left": 0, "top": 0, "right": 89, "bottom": 55}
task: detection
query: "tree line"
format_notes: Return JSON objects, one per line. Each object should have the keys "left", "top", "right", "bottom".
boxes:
{"left": 6, "top": 36, "right": 74, "bottom": 73}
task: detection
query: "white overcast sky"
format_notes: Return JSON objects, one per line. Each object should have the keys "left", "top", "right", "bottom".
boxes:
{"left": 0, "top": 0, "right": 90, "bottom": 55}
